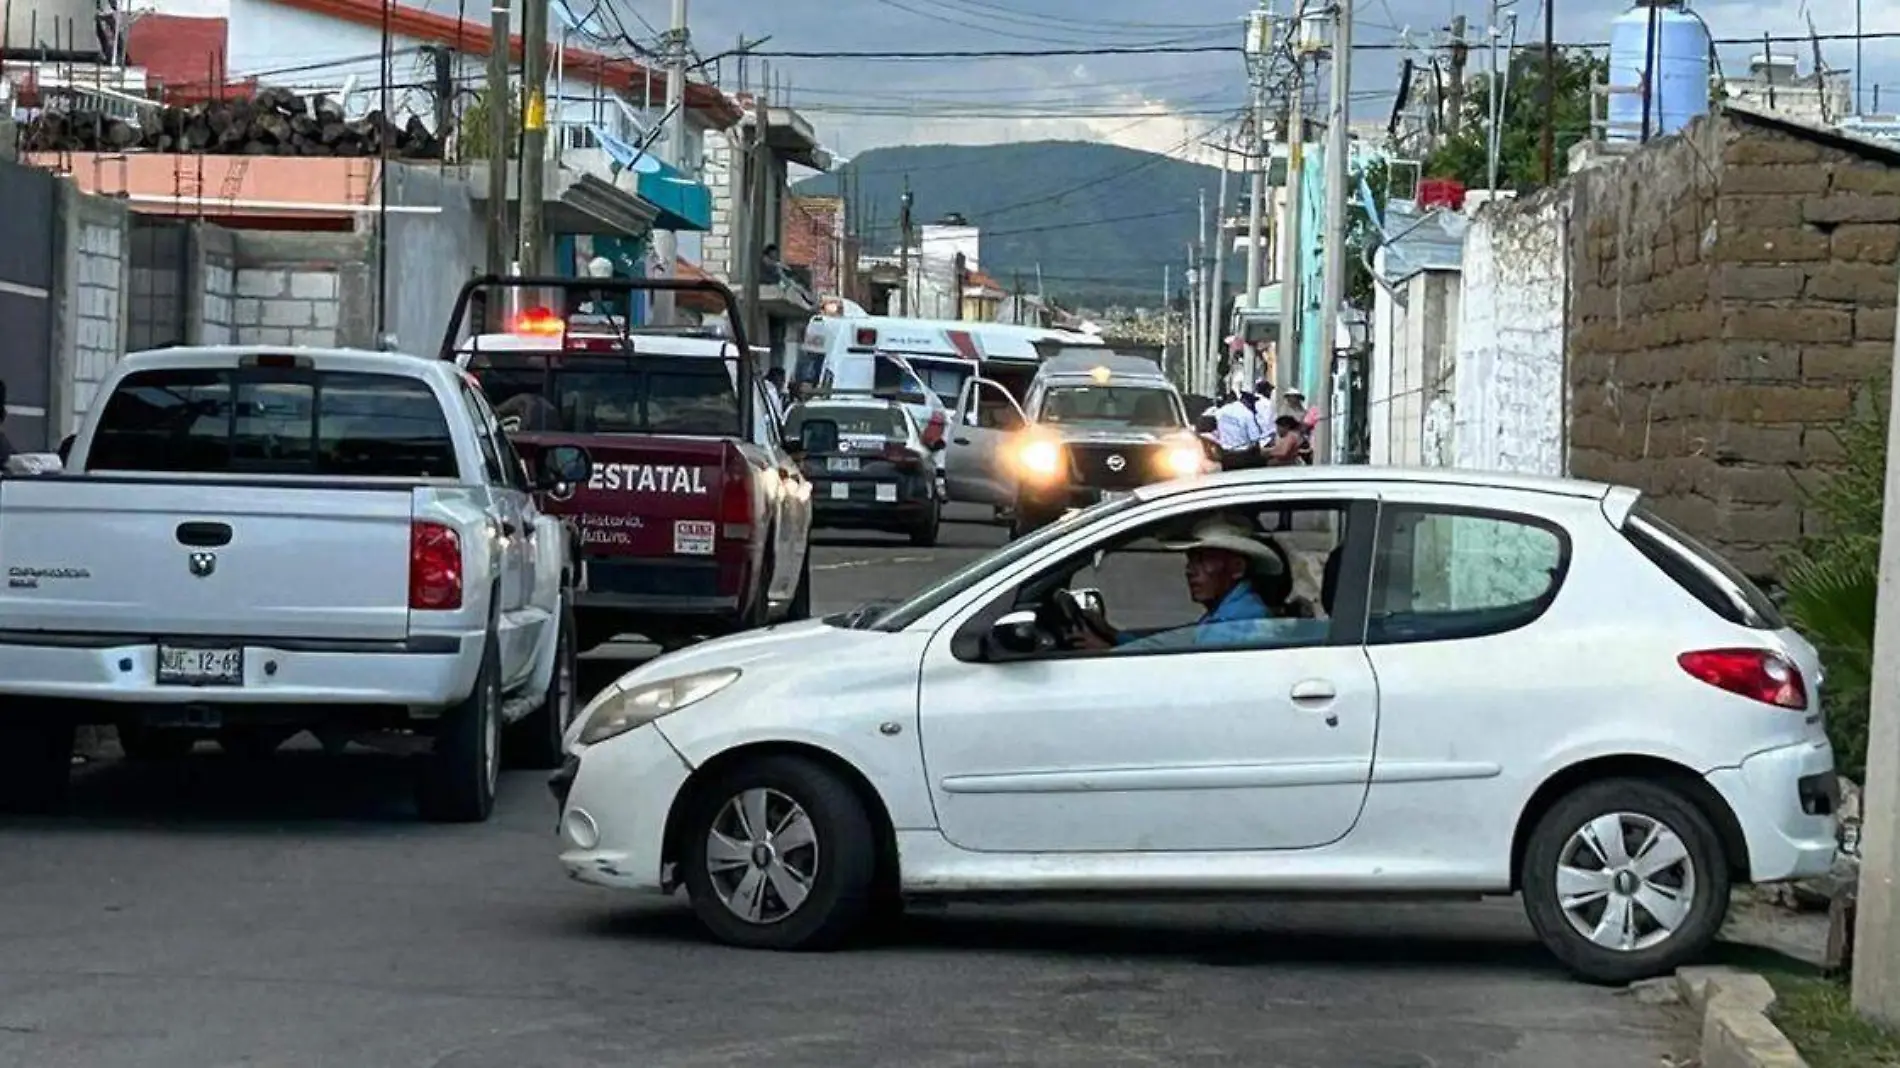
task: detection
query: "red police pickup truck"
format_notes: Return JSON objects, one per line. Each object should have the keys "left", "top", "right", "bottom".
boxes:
{"left": 443, "top": 276, "right": 814, "bottom": 653}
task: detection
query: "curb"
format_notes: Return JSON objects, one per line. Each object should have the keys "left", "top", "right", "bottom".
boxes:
{"left": 1675, "top": 966, "right": 1810, "bottom": 1068}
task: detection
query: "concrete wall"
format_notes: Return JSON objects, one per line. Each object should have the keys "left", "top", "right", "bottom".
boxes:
{"left": 1564, "top": 111, "right": 1899, "bottom": 578}
{"left": 229, "top": 232, "right": 374, "bottom": 350}
{"left": 382, "top": 163, "right": 485, "bottom": 356}
{"left": 703, "top": 129, "right": 739, "bottom": 281}
{"left": 1369, "top": 267, "right": 1460, "bottom": 466}
{"left": 0, "top": 159, "right": 56, "bottom": 451}
{"left": 1454, "top": 192, "right": 1569, "bottom": 476}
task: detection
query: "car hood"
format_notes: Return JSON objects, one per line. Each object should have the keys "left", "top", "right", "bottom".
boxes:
{"left": 1043, "top": 424, "right": 1189, "bottom": 445}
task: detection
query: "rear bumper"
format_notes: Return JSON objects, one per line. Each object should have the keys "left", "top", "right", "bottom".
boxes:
{"left": 814, "top": 500, "right": 932, "bottom": 529}
{"left": 1704, "top": 738, "right": 1840, "bottom": 883}
{"left": 575, "top": 593, "right": 742, "bottom": 619}
{"left": 0, "top": 631, "right": 485, "bottom": 710}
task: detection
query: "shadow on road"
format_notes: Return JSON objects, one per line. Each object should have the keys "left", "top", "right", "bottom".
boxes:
{"left": 578, "top": 900, "right": 1563, "bottom": 975}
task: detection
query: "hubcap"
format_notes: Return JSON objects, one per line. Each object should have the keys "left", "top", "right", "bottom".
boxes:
{"left": 1556, "top": 812, "right": 1696, "bottom": 952}
{"left": 705, "top": 787, "right": 819, "bottom": 925}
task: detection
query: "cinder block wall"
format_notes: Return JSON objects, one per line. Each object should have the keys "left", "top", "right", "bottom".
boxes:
{"left": 229, "top": 231, "right": 374, "bottom": 349}
{"left": 51, "top": 185, "right": 131, "bottom": 436}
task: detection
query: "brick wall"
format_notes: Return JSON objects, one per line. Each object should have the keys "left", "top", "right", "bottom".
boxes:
{"left": 228, "top": 231, "right": 374, "bottom": 349}
{"left": 1562, "top": 109, "right": 1897, "bottom": 579}
{"left": 702, "top": 131, "right": 739, "bottom": 281}
{"left": 197, "top": 225, "right": 236, "bottom": 345}
{"left": 54, "top": 189, "right": 131, "bottom": 434}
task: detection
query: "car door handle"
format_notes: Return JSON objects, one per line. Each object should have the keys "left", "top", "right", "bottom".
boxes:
{"left": 176, "top": 521, "right": 232, "bottom": 547}
{"left": 1289, "top": 679, "right": 1336, "bottom": 703}
{"left": 953, "top": 436, "right": 971, "bottom": 445}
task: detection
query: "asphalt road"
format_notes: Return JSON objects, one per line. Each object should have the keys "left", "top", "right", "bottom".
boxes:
{"left": 0, "top": 508, "right": 1689, "bottom": 1068}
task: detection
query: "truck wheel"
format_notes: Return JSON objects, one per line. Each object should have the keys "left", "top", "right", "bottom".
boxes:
{"left": 786, "top": 550, "right": 813, "bottom": 621}
{"left": 679, "top": 754, "right": 877, "bottom": 951}
{"left": 504, "top": 596, "right": 577, "bottom": 771}
{"left": 909, "top": 500, "right": 941, "bottom": 548}
{"left": 415, "top": 631, "right": 501, "bottom": 823}
{"left": 116, "top": 721, "right": 196, "bottom": 761}
{"left": 0, "top": 720, "right": 76, "bottom": 814}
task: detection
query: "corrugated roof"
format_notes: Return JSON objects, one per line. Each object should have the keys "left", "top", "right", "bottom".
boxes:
{"left": 1379, "top": 202, "right": 1469, "bottom": 285}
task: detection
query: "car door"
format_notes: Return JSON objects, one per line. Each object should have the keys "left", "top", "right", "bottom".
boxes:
{"left": 459, "top": 382, "right": 537, "bottom": 688}
{"left": 943, "top": 376, "right": 1025, "bottom": 508}
{"left": 915, "top": 489, "right": 1382, "bottom": 854}
{"left": 754, "top": 377, "right": 811, "bottom": 605}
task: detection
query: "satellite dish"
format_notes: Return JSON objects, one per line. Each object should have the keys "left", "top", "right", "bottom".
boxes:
{"left": 627, "top": 153, "right": 665, "bottom": 175}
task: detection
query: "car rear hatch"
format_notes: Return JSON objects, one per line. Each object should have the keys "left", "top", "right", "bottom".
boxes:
{"left": 789, "top": 408, "right": 929, "bottom": 507}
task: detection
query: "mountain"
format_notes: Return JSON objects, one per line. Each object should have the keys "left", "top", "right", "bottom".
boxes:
{"left": 792, "top": 140, "right": 1236, "bottom": 306}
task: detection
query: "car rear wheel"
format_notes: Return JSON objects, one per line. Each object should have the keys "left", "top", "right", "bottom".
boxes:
{"left": 0, "top": 719, "right": 75, "bottom": 814}
{"left": 415, "top": 629, "right": 501, "bottom": 823}
{"left": 679, "top": 755, "right": 877, "bottom": 951}
{"left": 1520, "top": 778, "right": 1730, "bottom": 983}
{"left": 505, "top": 596, "right": 578, "bottom": 770}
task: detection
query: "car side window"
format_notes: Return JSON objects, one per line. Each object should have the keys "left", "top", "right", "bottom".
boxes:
{"left": 458, "top": 383, "right": 508, "bottom": 486}
{"left": 470, "top": 387, "right": 531, "bottom": 492}
{"left": 1366, "top": 505, "right": 1569, "bottom": 645}
{"left": 972, "top": 382, "right": 1022, "bottom": 431}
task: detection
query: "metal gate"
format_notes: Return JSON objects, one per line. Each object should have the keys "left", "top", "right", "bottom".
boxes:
{"left": 0, "top": 159, "right": 56, "bottom": 451}
{"left": 127, "top": 216, "right": 192, "bottom": 353}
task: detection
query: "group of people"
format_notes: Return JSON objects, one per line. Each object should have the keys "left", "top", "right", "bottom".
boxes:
{"left": 1197, "top": 378, "right": 1313, "bottom": 471}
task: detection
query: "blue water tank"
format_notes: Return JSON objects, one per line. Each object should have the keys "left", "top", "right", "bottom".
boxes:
{"left": 1607, "top": 1, "right": 1712, "bottom": 142}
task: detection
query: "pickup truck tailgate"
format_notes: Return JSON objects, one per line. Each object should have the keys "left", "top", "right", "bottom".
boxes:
{"left": 0, "top": 478, "right": 418, "bottom": 641}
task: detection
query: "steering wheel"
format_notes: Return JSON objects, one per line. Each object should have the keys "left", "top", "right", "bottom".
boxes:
{"left": 1046, "top": 588, "right": 1115, "bottom": 646}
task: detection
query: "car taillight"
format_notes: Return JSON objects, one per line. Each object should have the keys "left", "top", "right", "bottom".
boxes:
{"left": 1678, "top": 648, "right": 1807, "bottom": 709}
{"left": 719, "top": 448, "right": 753, "bottom": 541}
{"left": 409, "top": 521, "right": 463, "bottom": 611}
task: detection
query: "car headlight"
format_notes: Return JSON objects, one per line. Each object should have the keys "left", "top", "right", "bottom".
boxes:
{"left": 1162, "top": 442, "right": 1203, "bottom": 477}
{"left": 1018, "top": 439, "right": 1064, "bottom": 478}
{"left": 575, "top": 667, "right": 741, "bottom": 746}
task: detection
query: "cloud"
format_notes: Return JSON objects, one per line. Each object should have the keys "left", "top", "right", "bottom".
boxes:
{"left": 677, "top": 0, "right": 1900, "bottom": 159}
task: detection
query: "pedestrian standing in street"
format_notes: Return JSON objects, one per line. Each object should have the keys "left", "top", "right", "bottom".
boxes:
{"left": 0, "top": 378, "right": 15, "bottom": 469}
{"left": 1264, "top": 415, "right": 1304, "bottom": 466}
{"left": 1212, "top": 390, "right": 1266, "bottom": 470}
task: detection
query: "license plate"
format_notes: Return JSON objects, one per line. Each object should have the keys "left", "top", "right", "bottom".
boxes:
{"left": 827, "top": 457, "right": 861, "bottom": 473}
{"left": 875, "top": 483, "right": 898, "bottom": 503}
{"left": 830, "top": 482, "right": 851, "bottom": 501}
{"left": 156, "top": 645, "right": 244, "bottom": 686}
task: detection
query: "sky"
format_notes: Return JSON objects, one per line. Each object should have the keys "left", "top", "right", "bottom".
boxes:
{"left": 670, "top": 0, "right": 1899, "bottom": 163}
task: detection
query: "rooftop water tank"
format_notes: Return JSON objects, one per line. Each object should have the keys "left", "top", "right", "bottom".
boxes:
{"left": 1607, "top": 0, "right": 1712, "bottom": 142}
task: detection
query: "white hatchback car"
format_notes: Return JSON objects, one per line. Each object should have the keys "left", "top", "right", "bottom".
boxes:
{"left": 551, "top": 468, "right": 1840, "bottom": 982}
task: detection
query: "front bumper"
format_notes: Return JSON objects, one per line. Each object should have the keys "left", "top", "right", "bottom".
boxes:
{"left": 1704, "top": 738, "right": 1840, "bottom": 883}
{"left": 0, "top": 631, "right": 484, "bottom": 709}
{"left": 555, "top": 724, "right": 695, "bottom": 892}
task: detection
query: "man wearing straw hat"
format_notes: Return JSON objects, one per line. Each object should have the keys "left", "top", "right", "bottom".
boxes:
{"left": 1069, "top": 514, "right": 1292, "bottom": 653}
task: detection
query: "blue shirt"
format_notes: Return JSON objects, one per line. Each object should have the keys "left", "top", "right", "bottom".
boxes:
{"left": 1116, "top": 584, "right": 1289, "bottom": 653}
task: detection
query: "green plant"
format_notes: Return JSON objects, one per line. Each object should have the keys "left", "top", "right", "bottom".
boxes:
{"left": 456, "top": 85, "right": 520, "bottom": 161}
{"left": 1781, "top": 382, "right": 1888, "bottom": 781}
{"left": 1425, "top": 47, "right": 1608, "bottom": 194}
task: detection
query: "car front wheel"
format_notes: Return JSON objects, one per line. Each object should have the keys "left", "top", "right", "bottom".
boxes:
{"left": 679, "top": 755, "right": 876, "bottom": 950}
{"left": 1520, "top": 778, "right": 1730, "bottom": 984}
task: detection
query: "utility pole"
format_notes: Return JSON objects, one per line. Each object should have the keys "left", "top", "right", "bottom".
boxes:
{"left": 741, "top": 85, "right": 768, "bottom": 348}
{"left": 1210, "top": 142, "right": 1231, "bottom": 392}
{"left": 1162, "top": 263, "right": 1171, "bottom": 380}
{"left": 898, "top": 181, "right": 913, "bottom": 316}
{"left": 516, "top": 0, "right": 550, "bottom": 275}
{"left": 1196, "top": 186, "right": 1209, "bottom": 394}
{"left": 483, "top": 0, "right": 511, "bottom": 293}
{"left": 1184, "top": 243, "right": 1198, "bottom": 384}
{"left": 1447, "top": 14, "right": 1468, "bottom": 134}
{"left": 1277, "top": 53, "right": 1306, "bottom": 401}
{"left": 1541, "top": 0, "right": 1555, "bottom": 182}
{"left": 1854, "top": 273, "right": 1900, "bottom": 1029}
{"left": 1314, "top": 0, "right": 1352, "bottom": 465}
{"left": 651, "top": 0, "right": 689, "bottom": 325}
{"left": 1243, "top": 3, "right": 1271, "bottom": 381}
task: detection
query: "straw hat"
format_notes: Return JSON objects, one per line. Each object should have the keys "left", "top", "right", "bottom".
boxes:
{"left": 1160, "top": 515, "right": 1284, "bottom": 574}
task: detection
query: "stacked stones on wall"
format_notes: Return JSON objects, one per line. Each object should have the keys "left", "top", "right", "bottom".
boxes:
{"left": 1563, "top": 107, "right": 1899, "bottom": 580}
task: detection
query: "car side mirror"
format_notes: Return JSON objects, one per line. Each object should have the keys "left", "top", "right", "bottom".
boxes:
{"left": 987, "top": 609, "right": 1044, "bottom": 658}
{"left": 57, "top": 434, "right": 75, "bottom": 464}
{"left": 537, "top": 444, "right": 591, "bottom": 491}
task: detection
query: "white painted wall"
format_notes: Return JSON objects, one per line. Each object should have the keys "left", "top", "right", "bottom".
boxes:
{"left": 1452, "top": 198, "right": 1568, "bottom": 476}
{"left": 1368, "top": 265, "right": 1459, "bottom": 467}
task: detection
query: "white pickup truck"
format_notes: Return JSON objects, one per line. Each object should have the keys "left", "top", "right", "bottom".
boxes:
{"left": 0, "top": 346, "right": 592, "bottom": 822}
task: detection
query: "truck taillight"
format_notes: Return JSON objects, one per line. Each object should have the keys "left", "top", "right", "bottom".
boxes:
{"left": 719, "top": 449, "right": 753, "bottom": 541}
{"left": 409, "top": 520, "right": 463, "bottom": 611}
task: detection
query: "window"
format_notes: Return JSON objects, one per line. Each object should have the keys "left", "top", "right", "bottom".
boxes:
{"left": 1367, "top": 505, "right": 1568, "bottom": 644}
{"left": 785, "top": 404, "right": 905, "bottom": 439}
{"left": 897, "top": 357, "right": 974, "bottom": 407}
{"left": 871, "top": 356, "right": 929, "bottom": 405}
{"left": 1040, "top": 385, "right": 1183, "bottom": 428}
{"left": 89, "top": 368, "right": 458, "bottom": 478}
{"left": 468, "top": 354, "right": 740, "bottom": 436}
{"left": 1622, "top": 502, "right": 1784, "bottom": 629}
{"left": 460, "top": 383, "right": 507, "bottom": 484}
{"left": 1027, "top": 501, "right": 1351, "bottom": 657}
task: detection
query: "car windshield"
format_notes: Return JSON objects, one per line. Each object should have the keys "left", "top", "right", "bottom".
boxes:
{"left": 871, "top": 494, "right": 1139, "bottom": 631}
{"left": 1040, "top": 385, "right": 1181, "bottom": 427}
{"left": 786, "top": 404, "right": 905, "bottom": 439}
{"left": 470, "top": 353, "right": 739, "bottom": 436}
